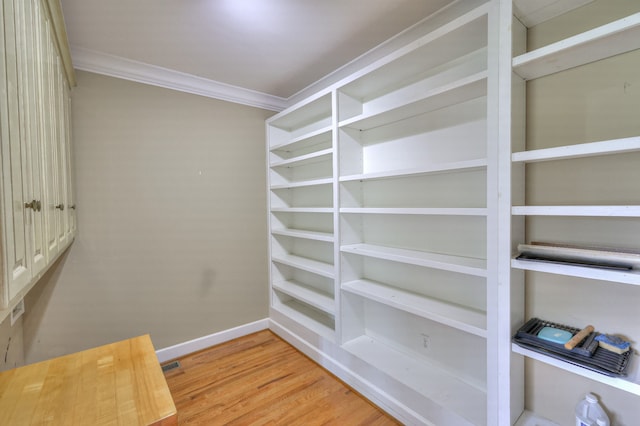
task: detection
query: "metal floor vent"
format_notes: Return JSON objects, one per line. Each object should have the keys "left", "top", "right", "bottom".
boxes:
{"left": 161, "top": 361, "right": 181, "bottom": 372}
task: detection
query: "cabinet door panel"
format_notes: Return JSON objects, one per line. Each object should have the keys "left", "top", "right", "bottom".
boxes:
{"left": 17, "top": 0, "right": 46, "bottom": 276}
{"left": 40, "top": 21, "right": 60, "bottom": 259}
{"left": 55, "top": 59, "right": 68, "bottom": 248}
{"left": 1, "top": 0, "right": 32, "bottom": 302}
{"left": 64, "top": 88, "right": 76, "bottom": 236}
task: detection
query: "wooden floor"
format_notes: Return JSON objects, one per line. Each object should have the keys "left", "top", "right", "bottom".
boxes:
{"left": 163, "top": 330, "right": 401, "bottom": 425}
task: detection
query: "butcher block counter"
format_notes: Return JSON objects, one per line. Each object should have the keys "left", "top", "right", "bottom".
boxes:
{"left": 0, "top": 334, "right": 177, "bottom": 425}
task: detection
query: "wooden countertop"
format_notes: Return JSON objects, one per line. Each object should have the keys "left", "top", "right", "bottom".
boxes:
{"left": 0, "top": 334, "right": 177, "bottom": 425}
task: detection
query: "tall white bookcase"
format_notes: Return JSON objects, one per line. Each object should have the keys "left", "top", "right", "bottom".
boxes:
{"left": 266, "top": 0, "right": 640, "bottom": 424}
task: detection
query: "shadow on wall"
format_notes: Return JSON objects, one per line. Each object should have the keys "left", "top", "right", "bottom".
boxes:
{"left": 0, "top": 313, "right": 23, "bottom": 372}
{"left": 21, "top": 250, "right": 71, "bottom": 365}
{"left": 0, "top": 250, "right": 69, "bottom": 371}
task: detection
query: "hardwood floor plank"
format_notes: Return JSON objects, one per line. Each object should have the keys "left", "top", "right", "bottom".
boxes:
{"left": 163, "top": 330, "right": 400, "bottom": 425}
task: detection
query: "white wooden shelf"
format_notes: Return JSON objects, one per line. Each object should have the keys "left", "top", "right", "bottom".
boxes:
{"left": 337, "top": 3, "right": 488, "bottom": 104}
{"left": 340, "top": 207, "right": 487, "bottom": 216}
{"left": 338, "top": 72, "right": 487, "bottom": 131}
{"left": 514, "top": 410, "right": 559, "bottom": 426}
{"left": 512, "top": 136, "right": 640, "bottom": 163}
{"left": 271, "top": 301, "right": 335, "bottom": 341}
{"left": 269, "top": 92, "right": 332, "bottom": 132}
{"left": 270, "top": 125, "right": 332, "bottom": 153}
{"left": 511, "top": 257, "right": 640, "bottom": 286}
{"left": 272, "top": 254, "right": 334, "bottom": 279}
{"left": 270, "top": 148, "right": 333, "bottom": 169}
{"left": 513, "top": 12, "right": 640, "bottom": 80}
{"left": 512, "top": 205, "right": 640, "bottom": 217}
{"left": 343, "top": 279, "right": 486, "bottom": 337}
{"left": 339, "top": 159, "right": 487, "bottom": 182}
{"left": 270, "top": 178, "right": 333, "bottom": 190}
{"left": 342, "top": 51, "right": 486, "bottom": 126}
{"left": 271, "top": 228, "right": 334, "bottom": 243}
{"left": 273, "top": 280, "right": 334, "bottom": 315}
{"left": 342, "top": 335, "right": 486, "bottom": 426}
{"left": 512, "top": 344, "right": 640, "bottom": 396}
{"left": 270, "top": 207, "right": 333, "bottom": 214}
{"left": 341, "top": 243, "right": 487, "bottom": 277}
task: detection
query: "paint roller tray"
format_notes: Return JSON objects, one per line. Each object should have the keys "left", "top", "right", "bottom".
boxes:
{"left": 513, "top": 318, "right": 631, "bottom": 377}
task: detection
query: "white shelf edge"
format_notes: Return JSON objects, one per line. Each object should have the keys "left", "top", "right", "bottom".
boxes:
{"left": 270, "top": 177, "right": 333, "bottom": 190}
{"left": 511, "top": 257, "right": 640, "bottom": 286}
{"left": 273, "top": 280, "right": 334, "bottom": 315}
{"left": 339, "top": 159, "right": 487, "bottom": 182}
{"left": 271, "top": 303, "right": 335, "bottom": 342}
{"left": 511, "top": 205, "right": 640, "bottom": 217}
{"left": 269, "top": 125, "right": 332, "bottom": 152}
{"left": 270, "top": 207, "right": 334, "bottom": 214}
{"left": 512, "top": 344, "right": 640, "bottom": 396}
{"left": 340, "top": 207, "right": 487, "bottom": 216}
{"left": 512, "top": 136, "right": 640, "bottom": 163}
{"left": 513, "top": 12, "right": 640, "bottom": 80}
{"left": 514, "top": 410, "right": 560, "bottom": 426}
{"left": 272, "top": 254, "right": 335, "bottom": 279}
{"left": 334, "top": 1, "right": 490, "bottom": 101}
{"left": 270, "top": 147, "right": 333, "bottom": 168}
{"left": 341, "top": 243, "right": 487, "bottom": 277}
{"left": 337, "top": 71, "right": 487, "bottom": 130}
{"left": 271, "top": 228, "right": 334, "bottom": 243}
{"left": 342, "top": 279, "right": 487, "bottom": 338}
{"left": 267, "top": 91, "right": 332, "bottom": 129}
{"left": 342, "top": 335, "right": 487, "bottom": 426}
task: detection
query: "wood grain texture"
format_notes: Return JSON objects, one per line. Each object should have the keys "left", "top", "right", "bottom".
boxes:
{"left": 0, "top": 335, "right": 176, "bottom": 425}
{"left": 163, "top": 330, "right": 400, "bottom": 425}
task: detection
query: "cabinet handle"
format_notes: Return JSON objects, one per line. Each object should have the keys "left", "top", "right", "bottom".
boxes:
{"left": 55, "top": 204, "right": 65, "bottom": 211}
{"left": 70, "top": 204, "right": 76, "bottom": 210}
{"left": 25, "top": 200, "right": 42, "bottom": 212}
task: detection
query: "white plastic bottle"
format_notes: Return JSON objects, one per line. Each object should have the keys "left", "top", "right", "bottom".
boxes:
{"left": 575, "top": 393, "right": 610, "bottom": 426}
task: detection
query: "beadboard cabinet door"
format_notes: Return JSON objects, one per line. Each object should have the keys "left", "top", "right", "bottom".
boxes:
{"left": 0, "top": 0, "right": 34, "bottom": 304}
{"left": 17, "top": 0, "right": 48, "bottom": 280}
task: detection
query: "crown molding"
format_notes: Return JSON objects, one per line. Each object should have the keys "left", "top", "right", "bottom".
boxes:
{"left": 70, "top": 46, "right": 287, "bottom": 111}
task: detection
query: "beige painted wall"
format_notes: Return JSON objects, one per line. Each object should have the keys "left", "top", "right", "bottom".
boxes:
{"left": 22, "top": 71, "right": 273, "bottom": 363}
{"left": 0, "top": 314, "right": 23, "bottom": 371}
{"left": 523, "top": 1, "right": 640, "bottom": 424}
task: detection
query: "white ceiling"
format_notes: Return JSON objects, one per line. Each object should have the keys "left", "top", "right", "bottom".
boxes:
{"left": 61, "top": 0, "right": 454, "bottom": 104}
{"left": 61, "top": 0, "right": 596, "bottom": 109}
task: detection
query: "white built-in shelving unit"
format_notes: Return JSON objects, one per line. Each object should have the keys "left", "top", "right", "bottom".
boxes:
{"left": 266, "top": 0, "right": 640, "bottom": 424}
{"left": 267, "top": 92, "right": 337, "bottom": 341}
{"left": 268, "top": 2, "right": 495, "bottom": 424}
{"left": 509, "top": 0, "right": 640, "bottom": 423}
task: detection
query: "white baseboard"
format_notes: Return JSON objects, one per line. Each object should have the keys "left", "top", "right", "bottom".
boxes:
{"left": 155, "top": 318, "right": 269, "bottom": 363}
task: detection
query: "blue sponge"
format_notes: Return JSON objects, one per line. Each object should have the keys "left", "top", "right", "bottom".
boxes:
{"left": 595, "top": 334, "right": 631, "bottom": 354}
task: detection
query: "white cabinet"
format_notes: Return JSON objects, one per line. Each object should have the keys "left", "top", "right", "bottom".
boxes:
{"left": 0, "top": 0, "right": 76, "bottom": 318}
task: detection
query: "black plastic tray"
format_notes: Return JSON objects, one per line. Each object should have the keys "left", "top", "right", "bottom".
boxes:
{"left": 513, "top": 318, "right": 631, "bottom": 377}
